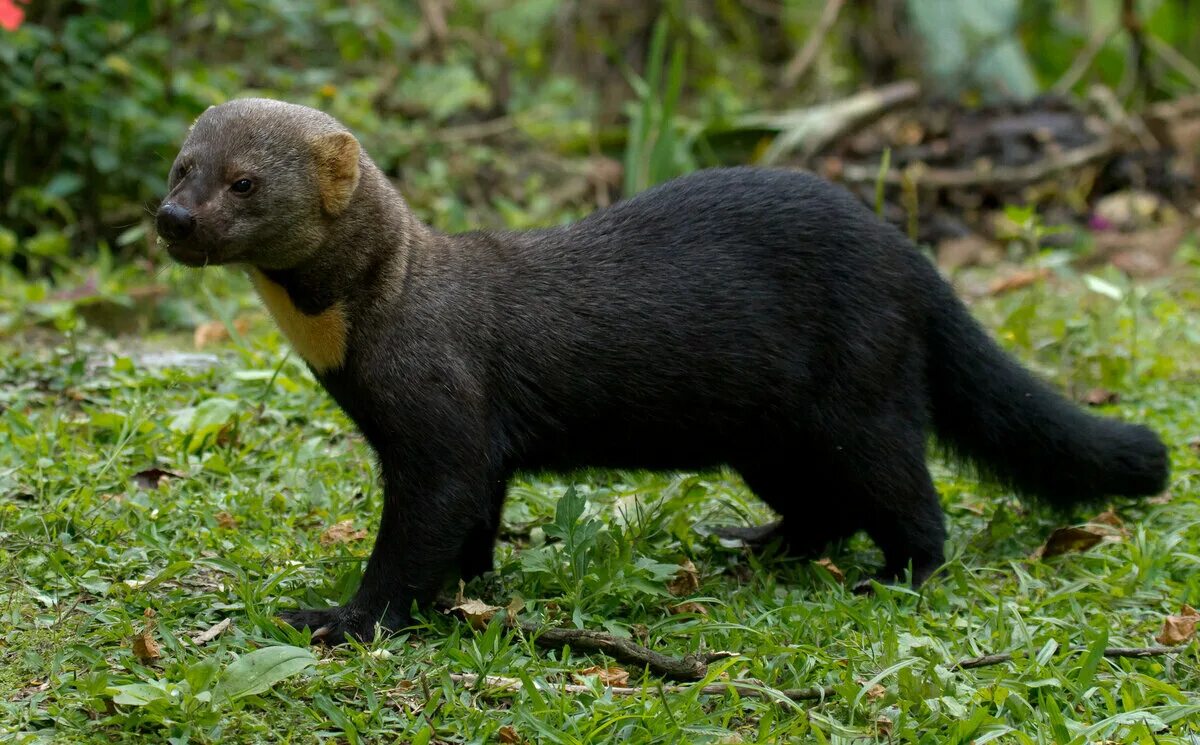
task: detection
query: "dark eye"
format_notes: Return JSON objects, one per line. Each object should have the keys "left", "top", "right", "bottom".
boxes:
{"left": 174, "top": 162, "right": 191, "bottom": 180}
{"left": 230, "top": 178, "right": 254, "bottom": 194}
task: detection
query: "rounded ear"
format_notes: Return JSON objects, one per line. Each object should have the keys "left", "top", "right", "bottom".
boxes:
{"left": 311, "top": 131, "right": 362, "bottom": 216}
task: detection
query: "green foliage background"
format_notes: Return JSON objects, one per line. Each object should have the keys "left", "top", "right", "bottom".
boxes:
{"left": 2, "top": 0, "right": 1198, "bottom": 267}
{"left": 1, "top": 2, "right": 1199, "bottom": 743}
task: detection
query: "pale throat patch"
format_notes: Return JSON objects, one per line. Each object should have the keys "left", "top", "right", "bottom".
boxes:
{"left": 247, "top": 268, "right": 348, "bottom": 373}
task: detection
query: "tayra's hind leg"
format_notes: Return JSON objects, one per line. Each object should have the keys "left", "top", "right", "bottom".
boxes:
{"left": 710, "top": 465, "right": 860, "bottom": 558}
{"left": 826, "top": 429, "right": 947, "bottom": 590}
{"left": 708, "top": 520, "right": 786, "bottom": 549}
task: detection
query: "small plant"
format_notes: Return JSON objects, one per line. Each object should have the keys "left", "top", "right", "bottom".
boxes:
{"left": 621, "top": 17, "right": 697, "bottom": 196}
{"left": 519, "top": 486, "right": 678, "bottom": 628}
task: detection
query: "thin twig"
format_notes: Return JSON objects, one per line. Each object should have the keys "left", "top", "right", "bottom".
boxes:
{"left": 451, "top": 645, "right": 1179, "bottom": 704}
{"left": 512, "top": 614, "right": 1180, "bottom": 690}
{"left": 519, "top": 622, "right": 710, "bottom": 681}
{"left": 952, "top": 646, "right": 1178, "bottom": 671}
{"left": 450, "top": 673, "right": 836, "bottom": 703}
{"left": 1052, "top": 25, "right": 1118, "bottom": 94}
{"left": 781, "top": 0, "right": 847, "bottom": 88}
{"left": 839, "top": 135, "right": 1117, "bottom": 190}
{"left": 1147, "top": 36, "right": 1200, "bottom": 91}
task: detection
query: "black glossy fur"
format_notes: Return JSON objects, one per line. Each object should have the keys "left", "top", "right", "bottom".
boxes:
{"left": 270, "top": 167, "right": 1167, "bottom": 641}
{"left": 162, "top": 101, "right": 1171, "bottom": 643}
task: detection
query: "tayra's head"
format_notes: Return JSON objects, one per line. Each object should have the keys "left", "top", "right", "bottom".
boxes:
{"left": 157, "top": 98, "right": 362, "bottom": 269}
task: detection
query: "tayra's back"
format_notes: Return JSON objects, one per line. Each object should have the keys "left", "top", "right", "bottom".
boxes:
{"left": 421, "top": 168, "right": 935, "bottom": 470}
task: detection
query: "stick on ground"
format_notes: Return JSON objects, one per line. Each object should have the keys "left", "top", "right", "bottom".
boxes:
{"left": 497, "top": 619, "right": 1180, "bottom": 705}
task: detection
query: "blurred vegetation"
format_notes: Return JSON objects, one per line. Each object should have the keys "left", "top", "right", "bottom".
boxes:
{"left": 2, "top": 4, "right": 1200, "bottom": 742}
{"left": 1, "top": 0, "right": 1198, "bottom": 275}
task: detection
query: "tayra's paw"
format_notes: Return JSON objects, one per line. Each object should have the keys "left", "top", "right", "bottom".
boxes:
{"left": 852, "top": 565, "right": 936, "bottom": 595}
{"left": 704, "top": 520, "right": 786, "bottom": 550}
{"left": 279, "top": 606, "right": 385, "bottom": 645}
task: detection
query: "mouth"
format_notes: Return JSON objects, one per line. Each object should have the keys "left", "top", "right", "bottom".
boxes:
{"left": 160, "top": 235, "right": 222, "bottom": 267}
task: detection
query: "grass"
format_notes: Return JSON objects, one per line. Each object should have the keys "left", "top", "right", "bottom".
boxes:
{"left": 1, "top": 245, "right": 1199, "bottom": 744}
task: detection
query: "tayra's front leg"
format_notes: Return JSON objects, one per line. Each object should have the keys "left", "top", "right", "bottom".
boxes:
{"left": 281, "top": 442, "right": 497, "bottom": 644}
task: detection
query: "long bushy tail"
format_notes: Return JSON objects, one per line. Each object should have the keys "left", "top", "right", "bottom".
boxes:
{"left": 923, "top": 269, "right": 1169, "bottom": 506}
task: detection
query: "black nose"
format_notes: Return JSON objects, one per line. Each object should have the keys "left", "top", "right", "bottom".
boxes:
{"left": 156, "top": 202, "right": 195, "bottom": 242}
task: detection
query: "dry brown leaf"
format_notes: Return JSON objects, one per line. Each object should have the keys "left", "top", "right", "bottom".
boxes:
{"left": 503, "top": 596, "right": 525, "bottom": 628}
{"left": 875, "top": 716, "right": 894, "bottom": 736}
{"left": 814, "top": 557, "right": 845, "bottom": 583}
{"left": 1089, "top": 509, "right": 1126, "bottom": 531}
{"left": 1036, "top": 523, "right": 1108, "bottom": 556}
{"left": 1082, "top": 388, "right": 1120, "bottom": 406}
{"left": 1155, "top": 604, "right": 1199, "bottom": 646}
{"left": 669, "top": 601, "right": 708, "bottom": 616}
{"left": 988, "top": 267, "right": 1050, "bottom": 296}
{"left": 131, "top": 631, "right": 160, "bottom": 664}
{"left": 498, "top": 725, "right": 522, "bottom": 744}
{"left": 194, "top": 318, "right": 251, "bottom": 350}
{"left": 667, "top": 559, "right": 700, "bottom": 596}
{"left": 937, "top": 233, "right": 1000, "bottom": 272}
{"left": 866, "top": 683, "right": 887, "bottom": 701}
{"left": 574, "top": 665, "right": 630, "bottom": 686}
{"left": 319, "top": 520, "right": 368, "bottom": 546}
{"left": 450, "top": 598, "right": 501, "bottom": 630}
{"left": 132, "top": 608, "right": 161, "bottom": 664}
{"left": 215, "top": 512, "right": 238, "bottom": 530}
{"left": 1092, "top": 222, "right": 1191, "bottom": 278}
{"left": 192, "top": 617, "right": 232, "bottom": 645}
{"left": 1147, "top": 492, "right": 1174, "bottom": 505}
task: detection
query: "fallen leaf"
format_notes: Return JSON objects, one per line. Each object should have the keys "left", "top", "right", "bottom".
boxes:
{"left": 132, "top": 609, "right": 161, "bottom": 664}
{"left": 131, "top": 467, "right": 181, "bottom": 490}
{"left": 215, "top": 512, "right": 238, "bottom": 530}
{"left": 450, "top": 597, "right": 501, "bottom": 630}
{"left": 1036, "top": 523, "right": 1108, "bottom": 556}
{"left": 193, "top": 318, "right": 250, "bottom": 350}
{"left": 875, "top": 716, "right": 894, "bottom": 736}
{"left": 1155, "top": 604, "right": 1199, "bottom": 646}
{"left": 13, "top": 680, "right": 50, "bottom": 702}
{"left": 1082, "top": 388, "right": 1120, "bottom": 406}
{"left": 669, "top": 601, "right": 708, "bottom": 616}
{"left": 192, "top": 617, "right": 232, "bottom": 645}
{"left": 667, "top": 559, "right": 700, "bottom": 596}
{"left": 504, "top": 596, "right": 525, "bottom": 627}
{"left": 1147, "top": 492, "right": 1173, "bottom": 505}
{"left": 1089, "top": 509, "right": 1125, "bottom": 530}
{"left": 319, "top": 520, "right": 368, "bottom": 546}
{"left": 1090, "top": 222, "right": 1190, "bottom": 278}
{"left": 866, "top": 683, "right": 887, "bottom": 701}
{"left": 937, "top": 233, "right": 1000, "bottom": 271}
{"left": 574, "top": 665, "right": 630, "bottom": 686}
{"left": 814, "top": 557, "right": 845, "bottom": 583}
{"left": 498, "top": 725, "right": 522, "bottom": 744}
{"left": 988, "top": 267, "right": 1050, "bottom": 296}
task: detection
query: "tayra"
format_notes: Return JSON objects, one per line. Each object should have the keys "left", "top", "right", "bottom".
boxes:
{"left": 157, "top": 99, "right": 1169, "bottom": 643}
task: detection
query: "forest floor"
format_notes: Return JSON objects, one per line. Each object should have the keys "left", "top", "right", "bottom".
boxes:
{"left": 1, "top": 240, "right": 1199, "bottom": 743}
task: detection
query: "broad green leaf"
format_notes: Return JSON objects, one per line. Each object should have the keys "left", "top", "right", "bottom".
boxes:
{"left": 110, "top": 683, "right": 168, "bottom": 706}
{"left": 1083, "top": 275, "right": 1125, "bottom": 301}
{"left": 212, "top": 645, "right": 316, "bottom": 703}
